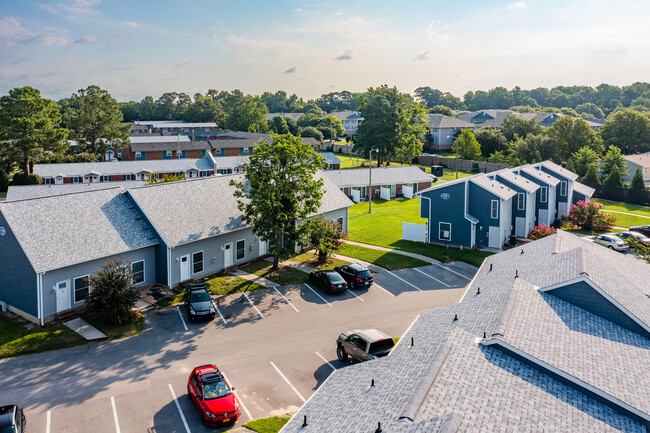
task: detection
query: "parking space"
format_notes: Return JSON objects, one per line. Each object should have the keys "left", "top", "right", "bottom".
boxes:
{"left": 373, "top": 263, "right": 474, "bottom": 296}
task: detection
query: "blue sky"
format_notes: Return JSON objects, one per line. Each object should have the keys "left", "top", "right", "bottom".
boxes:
{"left": 1, "top": 0, "right": 649, "bottom": 101}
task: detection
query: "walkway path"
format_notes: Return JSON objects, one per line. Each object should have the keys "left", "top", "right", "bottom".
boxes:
{"left": 343, "top": 240, "right": 439, "bottom": 264}
{"left": 604, "top": 209, "right": 650, "bottom": 219}
{"left": 63, "top": 318, "right": 106, "bottom": 341}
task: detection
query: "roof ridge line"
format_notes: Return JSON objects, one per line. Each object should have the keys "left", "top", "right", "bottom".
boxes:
{"left": 490, "top": 282, "right": 519, "bottom": 338}
{"left": 0, "top": 185, "right": 124, "bottom": 204}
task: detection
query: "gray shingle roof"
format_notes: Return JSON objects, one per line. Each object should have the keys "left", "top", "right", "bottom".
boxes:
{"left": 535, "top": 160, "right": 579, "bottom": 181}
{"left": 280, "top": 231, "right": 650, "bottom": 433}
{"left": 5, "top": 182, "right": 145, "bottom": 201}
{"left": 519, "top": 164, "right": 561, "bottom": 186}
{"left": 0, "top": 188, "right": 158, "bottom": 273}
{"left": 494, "top": 169, "right": 540, "bottom": 193}
{"left": 574, "top": 181, "right": 596, "bottom": 197}
{"left": 470, "top": 173, "right": 517, "bottom": 200}
{"left": 426, "top": 114, "right": 477, "bottom": 129}
{"left": 323, "top": 166, "right": 432, "bottom": 188}
{"left": 320, "top": 152, "right": 341, "bottom": 165}
{"left": 130, "top": 135, "right": 191, "bottom": 144}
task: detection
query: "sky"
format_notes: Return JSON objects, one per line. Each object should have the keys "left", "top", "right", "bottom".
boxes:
{"left": 1, "top": 0, "right": 649, "bottom": 102}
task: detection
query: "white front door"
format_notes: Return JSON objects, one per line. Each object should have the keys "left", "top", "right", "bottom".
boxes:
{"left": 224, "top": 243, "right": 233, "bottom": 268}
{"left": 488, "top": 226, "right": 501, "bottom": 248}
{"left": 538, "top": 209, "right": 549, "bottom": 226}
{"left": 180, "top": 255, "right": 190, "bottom": 282}
{"left": 515, "top": 217, "right": 526, "bottom": 237}
{"left": 55, "top": 280, "right": 71, "bottom": 313}
{"left": 259, "top": 239, "right": 267, "bottom": 256}
{"left": 558, "top": 202, "right": 569, "bottom": 218}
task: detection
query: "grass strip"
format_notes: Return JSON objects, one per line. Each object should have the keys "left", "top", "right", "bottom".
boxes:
{"left": 243, "top": 416, "right": 291, "bottom": 433}
{"left": 338, "top": 244, "right": 429, "bottom": 270}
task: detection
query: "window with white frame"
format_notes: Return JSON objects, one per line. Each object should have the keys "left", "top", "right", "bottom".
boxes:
{"left": 518, "top": 193, "right": 525, "bottom": 211}
{"left": 560, "top": 181, "right": 567, "bottom": 196}
{"left": 74, "top": 275, "right": 90, "bottom": 303}
{"left": 236, "top": 240, "right": 245, "bottom": 260}
{"left": 243, "top": 148, "right": 249, "bottom": 154}
{"left": 44, "top": 178, "right": 53, "bottom": 185}
{"left": 102, "top": 175, "right": 110, "bottom": 182}
{"left": 131, "top": 260, "right": 144, "bottom": 284}
{"left": 337, "top": 216, "right": 344, "bottom": 228}
{"left": 491, "top": 200, "right": 499, "bottom": 219}
{"left": 166, "top": 151, "right": 172, "bottom": 157}
{"left": 439, "top": 222, "right": 451, "bottom": 241}
{"left": 540, "top": 186, "right": 548, "bottom": 203}
{"left": 200, "top": 171, "right": 208, "bottom": 177}
{"left": 135, "top": 152, "right": 142, "bottom": 158}
{"left": 192, "top": 251, "right": 203, "bottom": 274}
{"left": 72, "top": 176, "right": 80, "bottom": 183}
{"left": 125, "top": 174, "right": 134, "bottom": 181}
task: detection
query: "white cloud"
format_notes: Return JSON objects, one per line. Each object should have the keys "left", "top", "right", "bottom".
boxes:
{"left": 41, "top": 34, "right": 69, "bottom": 46}
{"left": 413, "top": 50, "right": 429, "bottom": 61}
{"left": 74, "top": 34, "right": 96, "bottom": 44}
{"left": 334, "top": 49, "right": 354, "bottom": 60}
{"left": 293, "top": 8, "right": 302, "bottom": 12}
{"left": 507, "top": 1, "right": 527, "bottom": 10}
{"left": 41, "top": 0, "right": 101, "bottom": 19}
{"left": 175, "top": 59, "right": 191, "bottom": 67}
{"left": 0, "top": 17, "right": 68, "bottom": 46}
{"left": 425, "top": 20, "right": 448, "bottom": 39}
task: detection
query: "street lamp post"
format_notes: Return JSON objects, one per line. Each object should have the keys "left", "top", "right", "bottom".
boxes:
{"left": 454, "top": 136, "right": 459, "bottom": 180}
{"left": 369, "top": 148, "right": 377, "bottom": 213}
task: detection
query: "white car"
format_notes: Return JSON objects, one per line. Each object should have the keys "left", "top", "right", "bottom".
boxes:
{"left": 591, "top": 234, "right": 628, "bottom": 252}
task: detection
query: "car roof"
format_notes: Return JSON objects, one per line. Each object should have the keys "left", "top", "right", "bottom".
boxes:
{"left": 348, "top": 263, "right": 368, "bottom": 271}
{"left": 352, "top": 329, "right": 392, "bottom": 342}
{"left": 324, "top": 270, "right": 341, "bottom": 275}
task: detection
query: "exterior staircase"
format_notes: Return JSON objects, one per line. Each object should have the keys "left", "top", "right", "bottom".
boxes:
{"left": 55, "top": 309, "right": 79, "bottom": 324}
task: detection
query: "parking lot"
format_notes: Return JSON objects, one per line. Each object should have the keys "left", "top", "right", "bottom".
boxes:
{"left": 0, "top": 261, "right": 476, "bottom": 433}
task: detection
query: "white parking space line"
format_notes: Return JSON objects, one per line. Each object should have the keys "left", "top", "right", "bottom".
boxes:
{"left": 304, "top": 283, "right": 333, "bottom": 307}
{"left": 414, "top": 268, "right": 451, "bottom": 287}
{"left": 221, "top": 372, "right": 253, "bottom": 421}
{"left": 373, "top": 282, "right": 396, "bottom": 297}
{"left": 169, "top": 384, "right": 192, "bottom": 433}
{"left": 243, "top": 292, "right": 264, "bottom": 318}
{"left": 110, "top": 396, "right": 121, "bottom": 433}
{"left": 212, "top": 300, "right": 228, "bottom": 325}
{"left": 46, "top": 410, "right": 51, "bottom": 433}
{"left": 270, "top": 361, "right": 307, "bottom": 403}
{"left": 176, "top": 306, "right": 188, "bottom": 331}
{"left": 386, "top": 270, "right": 423, "bottom": 291}
{"left": 346, "top": 289, "right": 364, "bottom": 302}
{"left": 315, "top": 351, "right": 337, "bottom": 371}
{"left": 273, "top": 286, "right": 299, "bottom": 312}
{"left": 436, "top": 263, "right": 472, "bottom": 281}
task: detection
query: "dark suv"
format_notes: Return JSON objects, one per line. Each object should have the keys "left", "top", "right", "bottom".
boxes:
{"left": 630, "top": 225, "right": 650, "bottom": 237}
{"left": 334, "top": 264, "right": 373, "bottom": 289}
{"left": 184, "top": 283, "right": 215, "bottom": 321}
{"left": 336, "top": 329, "right": 395, "bottom": 362}
{"left": 0, "top": 405, "right": 25, "bottom": 433}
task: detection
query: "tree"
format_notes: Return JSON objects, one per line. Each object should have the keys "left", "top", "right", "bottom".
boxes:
{"left": 297, "top": 112, "right": 322, "bottom": 128}
{"left": 564, "top": 200, "right": 615, "bottom": 231}
{"left": 316, "top": 115, "right": 345, "bottom": 140}
{"left": 87, "top": 258, "right": 139, "bottom": 325}
{"left": 453, "top": 129, "right": 481, "bottom": 160}
{"left": 183, "top": 93, "right": 225, "bottom": 126}
{"left": 546, "top": 116, "right": 603, "bottom": 163}
{"left": 231, "top": 134, "right": 325, "bottom": 270}
{"left": 270, "top": 115, "right": 290, "bottom": 134}
{"left": 300, "top": 126, "right": 324, "bottom": 143}
{"left": 603, "top": 165, "right": 624, "bottom": 187}
{"left": 487, "top": 150, "right": 509, "bottom": 164}
{"left": 299, "top": 216, "right": 347, "bottom": 264}
{"left": 599, "top": 146, "right": 628, "bottom": 178}
{"left": 600, "top": 109, "right": 650, "bottom": 154}
{"left": 528, "top": 224, "right": 557, "bottom": 240}
{"left": 575, "top": 103, "right": 605, "bottom": 119}
{"left": 354, "top": 85, "right": 427, "bottom": 166}
{"left": 474, "top": 126, "right": 508, "bottom": 157}
{"left": 225, "top": 95, "right": 269, "bottom": 132}
{"left": 145, "top": 172, "right": 186, "bottom": 185}
{"left": 626, "top": 238, "right": 650, "bottom": 264}
{"left": 572, "top": 146, "right": 600, "bottom": 176}
{"left": 428, "top": 105, "right": 453, "bottom": 116}
{"left": 499, "top": 114, "right": 543, "bottom": 142}
{"left": 283, "top": 115, "right": 299, "bottom": 135}
{"left": 565, "top": 158, "right": 576, "bottom": 174}
{"left": 630, "top": 168, "right": 646, "bottom": 190}
{"left": 581, "top": 163, "right": 600, "bottom": 184}
{"left": 0, "top": 86, "right": 68, "bottom": 174}
{"left": 509, "top": 133, "right": 554, "bottom": 164}
{"left": 62, "top": 85, "right": 131, "bottom": 156}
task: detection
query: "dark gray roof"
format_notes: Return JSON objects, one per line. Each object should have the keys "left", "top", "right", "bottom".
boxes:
{"left": 0, "top": 188, "right": 158, "bottom": 273}
{"left": 129, "top": 135, "right": 212, "bottom": 152}
{"left": 280, "top": 231, "right": 650, "bottom": 433}
{"left": 5, "top": 182, "right": 145, "bottom": 201}
{"left": 426, "top": 114, "right": 477, "bottom": 129}
{"left": 208, "top": 138, "right": 267, "bottom": 149}
{"left": 323, "top": 166, "right": 432, "bottom": 188}
{"left": 130, "top": 135, "right": 191, "bottom": 144}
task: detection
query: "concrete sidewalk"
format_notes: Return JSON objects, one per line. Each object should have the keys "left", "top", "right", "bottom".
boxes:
{"left": 63, "top": 318, "right": 106, "bottom": 341}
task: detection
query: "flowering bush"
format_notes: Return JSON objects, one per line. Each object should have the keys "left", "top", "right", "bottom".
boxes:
{"left": 528, "top": 224, "right": 557, "bottom": 240}
{"left": 299, "top": 216, "right": 348, "bottom": 264}
{"left": 564, "top": 200, "right": 616, "bottom": 231}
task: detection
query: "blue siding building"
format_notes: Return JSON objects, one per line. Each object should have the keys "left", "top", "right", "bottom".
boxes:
{"left": 490, "top": 170, "right": 539, "bottom": 238}
{"left": 517, "top": 165, "right": 560, "bottom": 226}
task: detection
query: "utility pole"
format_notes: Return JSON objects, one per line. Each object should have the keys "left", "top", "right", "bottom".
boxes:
{"left": 369, "top": 148, "right": 377, "bottom": 213}
{"left": 455, "top": 137, "right": 459, "bottom": 180}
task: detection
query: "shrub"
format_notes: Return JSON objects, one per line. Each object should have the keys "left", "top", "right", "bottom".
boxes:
{"left": 630, "top": 168, "right": 647, "bottom": 190}
{"left": 564, "top": 200, "right": 616, "bottom": 231}
{"left": 11, "top": 172, "right": 27, "bottom": 185}
{"left": 0, "top": 169, "right": 8, "bottom": 192}
{"left": 528, "top": 224, "right": 557, "bottom": 240}
{"left": 24, "top": 174, "right": 43, "bottom": 185}
{"left": 299, "top": 216, "right": 348, "bottom": 264}
{"left": 87, "top": 258, "right": 139, "bottom": 325}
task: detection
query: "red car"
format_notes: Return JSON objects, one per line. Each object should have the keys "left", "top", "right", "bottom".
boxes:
{"left": 187, "top": 364, "right": 241, "bottom": 426}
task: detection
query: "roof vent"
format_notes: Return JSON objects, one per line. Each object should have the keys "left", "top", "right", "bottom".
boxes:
{"left": 302, "top": 415, "right": 308, "bottom": 427}
{"left": 375, "top": 422, "right": 382, "bottom": 433}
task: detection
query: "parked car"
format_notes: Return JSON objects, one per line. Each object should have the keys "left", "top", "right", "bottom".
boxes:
{"left": 591, "top": 234, "right": 628, "bottom": 252}
{"left": 308, "top": 270, "right": 348, "bottom": 294}
{"left": 629, "top": 225, "right": 650, "bottom": 237}
{"left": 336, "top": 329, "right": 395, "bottom": 362}
{"left": 187, "top": 364, "right": 241, "bottom": 426}
{"left": 0, "top": 405, "right": 25, "bottom": 433}
{"left": 184, "top": 283, "right": 215, "bottom": 321}
{"left": 617, "top": 231, "right": 650, "bottom": 245}
{"left": 333, "top": 263, "right": 374, "bottom": 289}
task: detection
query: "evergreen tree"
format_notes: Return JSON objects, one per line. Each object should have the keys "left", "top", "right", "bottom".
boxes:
{"left": 565, "top": 158, "right": 576, "bottom": 174}
{"left": 582, "top": 163, "right": 600, "bottom": 184}
{"left": 630, "top": 168, "right": 647, "bottom": 190}
{"left": 603, "top": 165, "right": 624, "bottom": 187}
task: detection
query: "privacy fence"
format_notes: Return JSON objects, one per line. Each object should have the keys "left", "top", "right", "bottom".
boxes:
{"left": 583, "top": 183, "right": 650, "bottom": 207}
{"left": 417, "top": 155, "right": 510, "bottom": 173}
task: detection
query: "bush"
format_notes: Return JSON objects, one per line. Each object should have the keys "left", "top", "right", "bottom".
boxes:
{"left": 11, "top": 172, "right": 27, "bottom": 185}
{"left": 0, "top": 169, "right": 8, "bottom": 192}
{"left": 528, "top": 224, "right": 557, "bottom": 240}
{"left": 24, "top": 174, "right": 43, "bottom": 185}
{"left": 87, "top": 258, "right": 139, "bottom": 325}
{"left": 564, "top": 200, "right": 616, "bottom": 231}
{"left": 38, "top": 153, "right": 99, "bottom": 164}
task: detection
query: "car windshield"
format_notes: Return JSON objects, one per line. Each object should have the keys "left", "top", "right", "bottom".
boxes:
{"left": 609, "top": 236, "right": 624, "bottom": 243}
{"left": 327, "top": 273, "right": 345, "bottom": 283}
{"left": 191, "top": 291, "right": 210, "bottom": 302}
{"left": 369, "top": 339, "right": 395, "bottom": 354}
{"left": 358, "top": 270, "right": 372, "bottom": 279}
{"left": 203, "top": 380, "right": 231, "bottom": 399}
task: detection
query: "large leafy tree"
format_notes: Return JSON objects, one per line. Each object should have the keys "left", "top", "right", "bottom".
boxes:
{"left": 183, "top": 93, "right": 225, "bottom": 126}
{"left": 599, "top": 146, "right": 628, "bottom": 178}
{"left": 316, "top": 115, "right": 345, "bottom": 140}
{"left": 299, "top": 216, "right": 347, "bottom": 264}
{"left": 61, "top": 85, "right": 131, "bottom": 156}
{"left": 0, "top": 86, "right": 68, "bottom": 174}
{"left": 453, "top": 129, "right": 481, "bottom": 160}
{"left": 231, "top": 134, "right": 325, "bottom": 270}
{"left": 509, "top": 133, "right": 554, "bottom": 164}
{"left": 224, "top": 94, "right": 269, "bottom": 133}
{"left": 499, "top": 114, "right": 543, "bottom": 142}
{"left": 474, "top": 126, "right": 508, "bottom": 157}
{"left": 600, "top": 109, "right": 650, "bottom": 154}
{"left": 546, "top": 116, "right": 603, "bottom": 163}
{"left": 571, "top": 146, "right": 600, "bottom": 176}
{"left": 354, "top": 85, "right": 427, "bottom": 166}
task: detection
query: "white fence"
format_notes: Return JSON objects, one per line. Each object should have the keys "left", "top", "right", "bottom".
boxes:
{"left": 351, "top": 188, "right": 360, "bottom": 203}
{"left": 402, "top": 222, "right": 427, "bottom": 242}
{"left": 402, "top": 185, "right": 413, "bottom": 199}
{"left": 380, "top": 186, "right": 391, "bottom": 200}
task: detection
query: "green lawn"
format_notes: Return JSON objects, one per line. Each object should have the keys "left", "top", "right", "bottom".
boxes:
{"left": 0, "top": 313, "right": 86, "bottom": 359}
{"left": 338, "top": 244, "right": 429, "bottom": 270}
{"left": 348, "top": 198, "right": 492, "bottom": 267}
{"left": 242, "top": 259, "right": 309, "bottom": 286}
{"left": 438, "top": 170, "right": 474, "bottom": 182}
{"left": 596, "top": 199, "right": 650, "bottom": 218}
{"left": 603, "top": 211, "right": 650, "bottom": 229}
{"left": 289, "top": 251, "right": 350, "bottom": 270}
{"left": 243, "top": 416, "right": 291, "bottom": 433}
{"left": 205, "top": 274, "right": 266, "bottom": 295}
{"left": 81, "top": 311, "right": 146, "bottom": 340}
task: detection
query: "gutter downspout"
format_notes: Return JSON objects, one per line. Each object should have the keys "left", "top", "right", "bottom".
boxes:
{"left": 167, "top": 247, "right": 172, "bottom": 288}
{"left": 37, "top": 272, "right": 44, "bottom": 326}
{"left": 420, "top": 196, "right": 432, "bottom": 243}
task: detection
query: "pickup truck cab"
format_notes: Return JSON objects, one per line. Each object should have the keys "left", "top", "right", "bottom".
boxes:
{"left": 336, "top": 329, "right": 395, "bottom": 362}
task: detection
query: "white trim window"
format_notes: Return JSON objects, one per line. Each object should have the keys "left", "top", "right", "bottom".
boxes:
{"left": 101, "top": 175, "right": 110, "bottom": 182}
{"left": 560, "top": 181, "right": 567, "bottom": 197}
{"left": 540, "top": 186, "right": 548, "bottom": 203}
{"left": 125, "top": 174, "right": 134, "bottom": 181}
{"left": 491, "top": 200, "right": 499, "bottom": 219}
{"left": 166, "top": 150, "right": 173, "bottom": 157}
{"left": 439, "top": 222, "right": 451, "bottom": 241}
{"left": 518, "top": 193, "right": 525, "bottom": 211}
{"left": 192, "top": 251, "right": 204, "bottom": 274}
{"left": 135, "top": 151, "right": 142, "bottom": 159}
{"left": 132, "top": 260, "right": 145, "bottom": 284}
{"left": 72, "top": 176, "right": 80, "bottom": 184}
{"left": 236, "top": 240, "right": 245, "bottom": 260}
{"left": 73, "top": 275, "right": 90, "bottom": 303}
